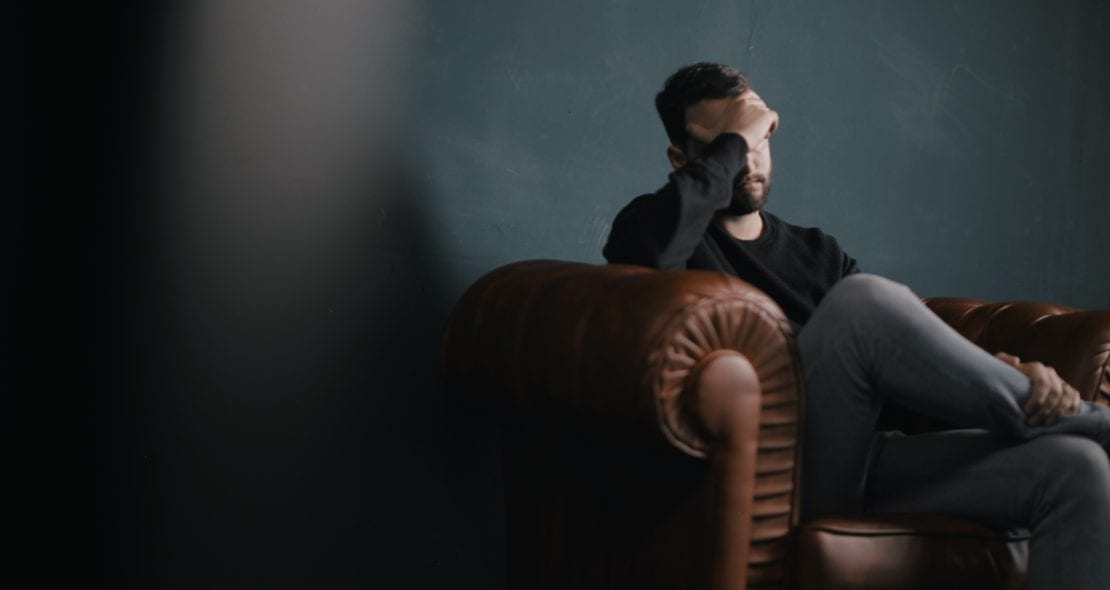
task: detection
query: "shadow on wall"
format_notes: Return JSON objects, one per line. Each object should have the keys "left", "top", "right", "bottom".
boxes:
{"left": 361, "top": 166, "right": 507, "bottom": 589}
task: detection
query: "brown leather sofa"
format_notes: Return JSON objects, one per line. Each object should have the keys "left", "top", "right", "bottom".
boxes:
{"left": 439, "top": 260, "right": 1110, "bottom": 589}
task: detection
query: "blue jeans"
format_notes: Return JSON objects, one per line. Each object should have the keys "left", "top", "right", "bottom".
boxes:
{"left": 798, "top": 274, "right": 1110, "bottom": 590}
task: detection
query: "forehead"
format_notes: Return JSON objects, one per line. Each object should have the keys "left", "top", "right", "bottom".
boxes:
{"left": 685, "top": 96, "right": 737, "bottom": 127}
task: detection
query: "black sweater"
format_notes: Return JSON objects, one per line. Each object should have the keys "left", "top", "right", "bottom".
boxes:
{"left": 603, "top": 133, "right": 859, "bottom": 328}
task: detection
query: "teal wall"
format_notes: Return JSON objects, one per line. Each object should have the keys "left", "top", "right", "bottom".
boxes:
{"left": 401, "top": 0, "right": 1109, "bottom": 308}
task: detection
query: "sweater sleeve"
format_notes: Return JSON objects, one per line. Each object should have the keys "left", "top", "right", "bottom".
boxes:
{"left": 842, "top": 254, "right": 860, "bottom": 277}
{"left": 603, "top": 133, "right": 748, "bottom": 270}
{"left": 821, "top": 232, "right": 860, "bottom": 281}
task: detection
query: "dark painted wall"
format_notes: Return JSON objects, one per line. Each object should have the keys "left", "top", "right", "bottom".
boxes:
{"left": 409, "top": 0, "right": 1109, "bottom": 307}
{"left": 50, "top": 1, "right": 1108, "bottom": 588}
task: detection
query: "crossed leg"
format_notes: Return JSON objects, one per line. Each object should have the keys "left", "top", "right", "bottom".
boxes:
{"left": 868, "top": 430, "right": 1110, "bottom": 589}
{"left": 796, "top": 274, "right": 1110, "bottom": 589}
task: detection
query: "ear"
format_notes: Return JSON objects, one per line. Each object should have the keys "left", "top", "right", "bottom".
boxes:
{"left": 666, "top": 145, "right": 687, "bottom": 171}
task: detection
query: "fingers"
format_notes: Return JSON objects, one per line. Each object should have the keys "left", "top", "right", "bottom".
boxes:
{"left": 767, "top": 111, "right": 779, "bottom": 137}
{"left": 1032, "top": 371, "right": 1065, "bottom": 426}
{"left": 1021, "top": 363, "right": 1081, "bottom": 426}
{"left": 685, "top": 122, "right": 716, "bottom": 145}
{"left": 1045, "top": 381, "right": 1082, "bottom": 425}
{"left": 1005, "top": 357, "right": 1082, "bottom": 428}
{"left": 739, "top": 93, "right": 776, "bottom": 136}
{"left": 735, "top": 107, "right": 779, "bottom": 149}
{"left": 1023, "top": 362, "right": 1050, "bottom": 423}
{"left": 759, "top": 109, "right": 779, "bottom": 139}
{"left": 736, "top": 89, "right": 768, "bottom": 110}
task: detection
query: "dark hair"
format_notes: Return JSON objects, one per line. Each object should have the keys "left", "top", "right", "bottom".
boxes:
{"left": 655, "top": 62, "right": 749, "bottom": 149}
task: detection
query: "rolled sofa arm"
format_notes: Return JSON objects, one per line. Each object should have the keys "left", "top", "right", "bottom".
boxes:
{"left": 440, "top": 259, "right": 802, "bottom": 458}
{"left": 925, "top": 298, "right": 1110, "bottom": 405}
{"left": 439, "top": 260, "right": 805, "bottom": 588}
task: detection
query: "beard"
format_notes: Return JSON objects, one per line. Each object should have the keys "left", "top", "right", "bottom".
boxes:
{"left": 725, "top": 172, "right": 771, "bottom": 215}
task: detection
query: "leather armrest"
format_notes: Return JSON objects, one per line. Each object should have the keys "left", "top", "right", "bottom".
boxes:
{"left": 440, "top": 260, "right": 805, "bottom": 588}
{"left": 925, "top": 298, "right": 1110, "bottom": 405}
{"left": 439, "top": 259, "right": 802, "bottom": 457}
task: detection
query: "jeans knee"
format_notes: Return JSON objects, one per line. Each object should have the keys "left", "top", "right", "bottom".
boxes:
{"left": 1040, "top": 436, "right": 1110, "bottom": 504}
{"left": 820, "top": 274, "right": 913, "bottom": 318}
{"left": 832, "top": 273, "right": 906, "bottom": 300}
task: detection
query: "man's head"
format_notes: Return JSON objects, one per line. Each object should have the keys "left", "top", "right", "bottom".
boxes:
{"left": 655, "top": 62, "right": 772, "bottom": 215}
{"left": 656, "top": 62, "right": 749, "bottom": 151}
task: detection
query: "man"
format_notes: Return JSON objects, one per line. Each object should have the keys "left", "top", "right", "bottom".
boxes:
{"left": 604, "top": 62, "right": 1110, "bottom": 589}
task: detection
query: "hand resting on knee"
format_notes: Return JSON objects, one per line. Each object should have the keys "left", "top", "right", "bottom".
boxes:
{"left": 995, "top": 352, "right": 1082, "bottom": 427}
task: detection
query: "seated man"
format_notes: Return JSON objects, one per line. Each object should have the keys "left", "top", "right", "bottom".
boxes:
{"left": 604, "top": 62, "right": 1110, "bottom": 589}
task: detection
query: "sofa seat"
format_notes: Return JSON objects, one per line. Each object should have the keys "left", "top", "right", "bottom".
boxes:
{"left": 793, "top": 514, "right": 1028, "bottom": 589}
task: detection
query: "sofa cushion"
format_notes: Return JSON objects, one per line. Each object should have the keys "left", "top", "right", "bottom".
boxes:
{"left": 792, "top": 514, "right": 1028, "bottom": 589}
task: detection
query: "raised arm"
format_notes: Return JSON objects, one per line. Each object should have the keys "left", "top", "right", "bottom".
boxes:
{"left": 603, "top": 134, "right": 748, "bottom": 269}
{"left": 603, "top": 90, "right": 779, "bottom": 270}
